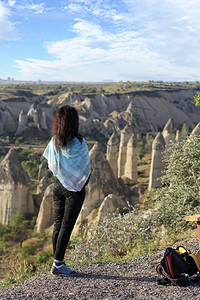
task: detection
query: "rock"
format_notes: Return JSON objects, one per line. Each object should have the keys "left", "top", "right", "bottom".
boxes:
{"left": 0, "top": 148, "right": 34, "bottom": 224}
{"left": 0, "top": 110, "right": 5, "bottom": 135}
{"left": 38, "top": 161, "right": 47, "bottom": 181}
{"left": 32, "top": 162, "right": 50, "bottom": 215}
{"left": 15, "top": 110, "right": 28, "bottom": 136}
{"left": 106, "top": 131, "right": 119, "bottom": 177}
{"left": 124, "top": 133, "right": 138, "bottom": 181}
{"left": 35, "top": 184, "right": 54, "bottom": 232}
{"left": 79, "top": 142, "right": 129, "bottom": 221}
{"left": 36, "top": 175, "right": 50, "bottom": 199}
{"left": 176, "top": 130, "right": 182, "bottom": 142}
{"left": 2, "top": 111, "right": 16, "bottom": 134}
{"left": 162, "top": 118, "right": 176, "bottom": 148}
{"left": 96, "top": 194, "right": 127, "bottom": 225}
{"left": 40, "top": 111, "right": 48, "bottom": 130}
{"left": 190, "top": 122, "right": 200, "bottom": 136}
{"left": 118, "top": 125, "right": 133, "bottom": 177}
{"left": 27, "top": 103, "right": 40, "bottom": 127}
{"left": 73, "top": 142, "right": 139, "bottom": 234}
{"left": 148, "top": 132, "right": 166, "bottom": 190}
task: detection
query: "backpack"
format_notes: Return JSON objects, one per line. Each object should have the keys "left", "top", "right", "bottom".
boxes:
{"left": 156, "top": 246, "right": 200, "bottom": 286}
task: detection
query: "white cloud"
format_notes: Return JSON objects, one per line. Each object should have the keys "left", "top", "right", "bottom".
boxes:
{"left": 28, "top": 3, "right": 46, "bottom": 14}
{"left": 15, "top": 18, "right": 198, "bottom": 82}
{"left": 15, "top": 1, "right": 200, "bottom": 81}
{"left": 8, "top": 0, "right": 16, "bottom": 7}
{"left": 66, "top": 4, "right": 83, "bottom": 12}
{"left": 0, "top": 1, "right": 18, "bottom": 40}
{"left": 67, "top": 0, "right": 127, "bottom": 23}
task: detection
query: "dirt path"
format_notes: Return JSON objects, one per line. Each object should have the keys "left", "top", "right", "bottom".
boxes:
{"left": 1, "top": 239, "right": 200, "bottom": 299}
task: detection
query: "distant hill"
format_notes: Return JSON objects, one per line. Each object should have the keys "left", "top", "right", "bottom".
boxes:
{"left": 0, "top": 84, "right": 200, "bottom": 141}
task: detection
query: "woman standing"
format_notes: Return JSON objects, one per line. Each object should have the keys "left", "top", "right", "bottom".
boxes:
{"left": 43, "top": 105, "right": 90, "bottom": 275}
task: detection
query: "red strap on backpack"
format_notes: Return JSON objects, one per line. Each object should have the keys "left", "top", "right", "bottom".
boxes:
{"left": 166, "top": 253, "right": 174, "bottom": 278}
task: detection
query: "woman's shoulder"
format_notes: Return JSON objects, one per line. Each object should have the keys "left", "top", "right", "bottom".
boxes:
{"left": 73, "top": 136, "right": 87, "bottom": 145}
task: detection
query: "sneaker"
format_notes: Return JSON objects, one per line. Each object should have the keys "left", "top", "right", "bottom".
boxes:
{"left": 51, "top": 263, "right": 75, "bottom": 276}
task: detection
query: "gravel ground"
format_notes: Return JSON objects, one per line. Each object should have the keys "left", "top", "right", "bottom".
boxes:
{"left": 1, "top": 239, "right": 200, "bottom": 300}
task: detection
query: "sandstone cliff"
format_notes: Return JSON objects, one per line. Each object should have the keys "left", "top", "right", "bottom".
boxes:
{"left": 0, "top": 148, "right": 34, "bottom": 224}
{"left": 1, "top": 88, "right": 200, "bottom": 140}
{"left": 48, "top": 89, "right": 200, "bottom": 139}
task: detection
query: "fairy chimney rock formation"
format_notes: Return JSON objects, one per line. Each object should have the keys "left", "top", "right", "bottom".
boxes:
{"left": 176, "top": 130, "right": 182, "bottom": 142}
{"left": 40, "top": 111, "right": 48, "bottom": 130}
{"left": 15, "top": 110, "right": 28, "bottom": 136}
{"left": 162, "top": 118, "right": 176, "bottom": 148}
{"left": 27, "top": 103, "right": 40, "bottom": 127}
{"left": 118, "top": 125, "right": 133, "bottom": 177}
{"left": 0, "top": 148, "right": 34, "bottom": 224}
{"left": 96, "top": 194, "right": 127, "bottom": 225}
{"left": 106, "top": 131, "right": 119, "bottom": 177}
{"left": 2, "top": 111, "right": 16, "bottom": 134}
{"left": 148, "top": 132, "right": 166, "bottom": 190}
{"left": 35, "top": 184, "right": 54, "bottom": 232}
{"left": 79, "top": 142, "right": 128, "bottom": 221}
{"left": 190, "top": 122, "right": 200, "bottom": 136}
{"left": 38, "top": 161, "right": 47, "bottom": 181}
{"left": 124, "top": 133, "right": 138, "bottom": 181}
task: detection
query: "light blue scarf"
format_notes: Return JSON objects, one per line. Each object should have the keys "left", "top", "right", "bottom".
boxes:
{"left": 43, "top": 137, "right": 91, "bottom": 191}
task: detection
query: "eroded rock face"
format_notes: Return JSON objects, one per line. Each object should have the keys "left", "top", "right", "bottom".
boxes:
{"left": 32, "top": 161, "right": 50, "bottom": 215}
{"left": 38, "top": 161, "right": 47, "bottom": 181}
{"left": 1, "top": 111, "right": 16, "bottom": 134}
{"left": 190, "top": 122, "right": 200, "bottom": 136}
{"left": 106, "top": 131, "right": 119, "bottom": 177}
{"left": 27, "top": 103, "right": 40, "bottom": 128}
{"left": 40, "top": 111, "right": 48, "bottom": 130}
{"left": 1, "top": 88, "right": 200, "bottom": 140}
{"left": 118, "top": 125, "right": 133, "bottom": 178}
{"left": 35, "top": 184, "right": 54, "bottom": 232}
{"left": 162, "top": 118, "right": 176, "bottom": 148}
{"left": 148, "top": 132, "right": 166, "bottom": 190}
{"left": 0, "top": 149, "right": 34, "bottom": 224}
{"left": 124, "top": 134, "right": 138, "bottom": 181}
{"left": 79, "top": 142, "right": 128, "bottom": 221}
{"left": 78, "top": 142, "right": 138, "bottom": 223}
{"left": 176, "top": 130, "right": 182, "bottom": 142}
{"left": 96, "top": 194, "right": 127, "bottom": 225}
{"left": 15, "top": 110, "right": 28, "bottom": 136}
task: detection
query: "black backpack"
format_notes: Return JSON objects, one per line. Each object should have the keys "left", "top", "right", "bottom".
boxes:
{"left": 156, "top": 246, "right": 200, "bottom": 286}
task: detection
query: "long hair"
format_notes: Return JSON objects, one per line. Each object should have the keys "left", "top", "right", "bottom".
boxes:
{"left": 51, "top": 105, "right": 82, "bottom": 150}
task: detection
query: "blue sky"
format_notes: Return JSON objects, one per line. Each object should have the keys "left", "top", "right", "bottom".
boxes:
{"left": 0, "top": 0, "right": 200, "bottom": 82}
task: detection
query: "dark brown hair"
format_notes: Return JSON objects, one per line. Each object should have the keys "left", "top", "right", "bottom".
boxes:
{"left": 51, "top": 105, "right": 82, "bottom": 150}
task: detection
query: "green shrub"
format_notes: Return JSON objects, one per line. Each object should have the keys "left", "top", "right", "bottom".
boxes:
{"left": 20, "top": 149, "right": 29, "bottom": 156}
{"left": 144, "top": 133, "right": 154, "bottom": 154}
{"left": 67, "top": 207, "right": 157, "bottom": 264}
{"left": 36, "top": 250, "right": 52, "bottom": 264}
{"left": 194, "top": 91, "right": 200, "bottom": 106}
{"left": 21, "top": 244, "right": 37, "bottom": 259}
{"left": 181, "top": 123, "right": 190, "bottom": 139}
{"left": 0, "top": 213, "right": 35, "bottom": 246}
{"left": 152, "top": 135, "right": 200, "bottom": 232}
{"left": 137, "top": 141, "right": 145, "bottom": 159}
{"left": 21, "top": 159, "right": 38, "bottom": 179}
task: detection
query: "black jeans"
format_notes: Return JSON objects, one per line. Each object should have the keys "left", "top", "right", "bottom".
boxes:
{"left": 52, "top": 179, "right": 85, "bottom": 261}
